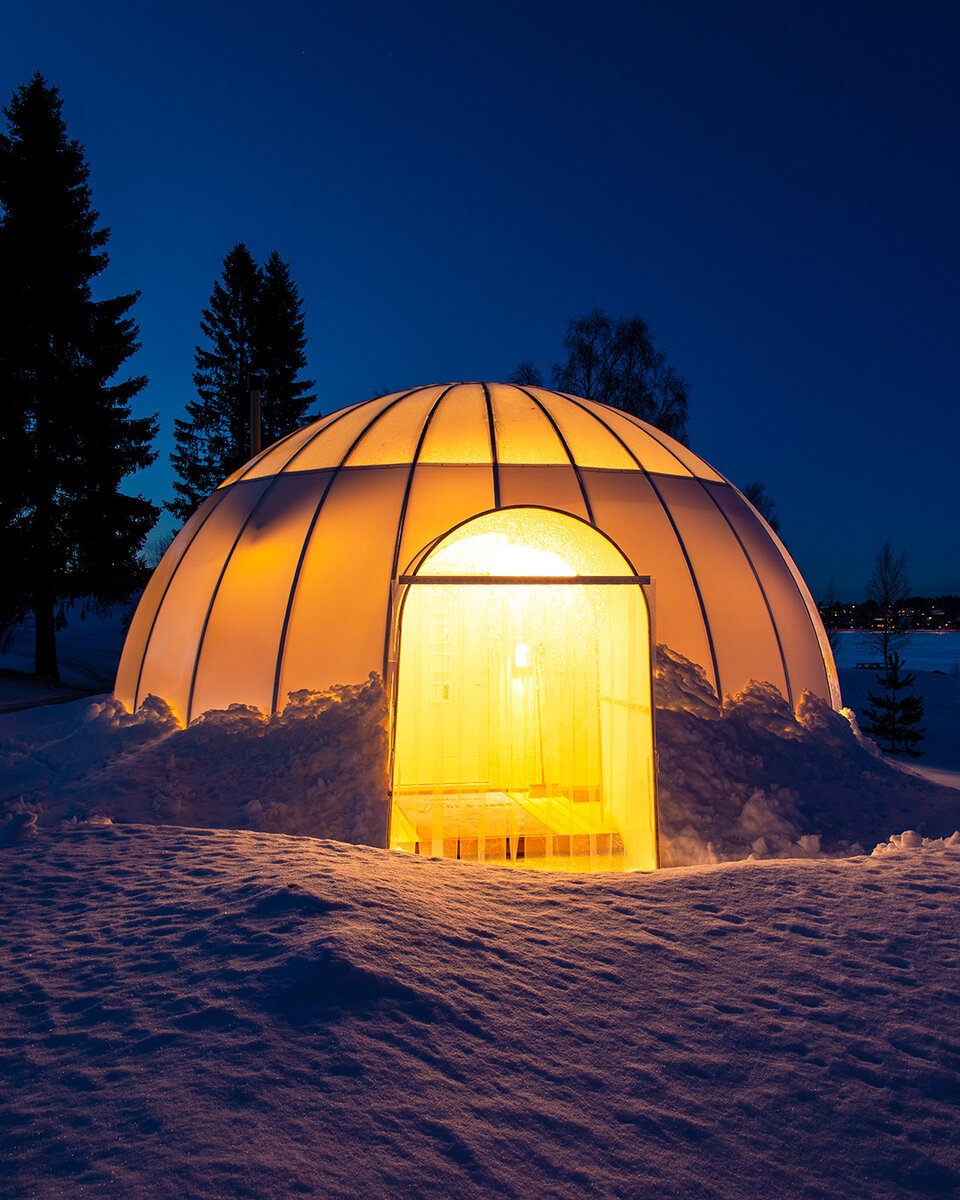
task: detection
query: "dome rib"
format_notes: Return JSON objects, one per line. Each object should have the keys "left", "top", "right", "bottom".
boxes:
{"left": 481, "top": 383, "right": 501, "bottom": 508}
{"left": 611, "top": 406, "right": 797, "bottom": 701}
{"left": 220, "top": 420, "right": 302, "bottom": 487}
{"left": 182, "top": 395, "right": 403, "bottom": 722}
{"left": 134, "top": 404, "right": 366, "bottom": 709}
{"left": 132, "top": 488, "right": 231, "bottom": 711}
{"left": 757, "top": 512, "right": 836, "bottom": 706}
{"left": 268, "top": 386, "right": 435, "bottom": 716}
{"left": 517, "top": 386, "right": 595, "bottom": 524}
{"left": 702, "top": 483, "right": 794, "bottom": 705}
{"left": 617, "top": 403, "right": 829, "bottom": 703}
{"left": 598, "top": 403, "right": 694, "bottom": 477}
{"left": 555, "top": 389, "right": 723, "bottom": 698}
{"left": 380, "top": 384, "right": 459, "bottom": 675}
{"left": 274, "top": 397, "right": 377, "bottom": 475}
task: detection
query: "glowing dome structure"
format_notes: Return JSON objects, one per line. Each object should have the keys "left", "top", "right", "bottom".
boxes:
{"left": 117, "top": 382, "right": 840, "bottom": 873}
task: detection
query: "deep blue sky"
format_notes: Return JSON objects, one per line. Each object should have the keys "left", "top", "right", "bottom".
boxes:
{"left": 4, "top": 0, "right": 958, "bottom": 599}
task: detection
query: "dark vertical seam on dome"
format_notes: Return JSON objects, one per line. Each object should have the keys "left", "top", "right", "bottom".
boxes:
{"left": 757, "top": 513, "right": 833, "bottom": 704}
{"left": 558, "top": 391, "right": 723, "bottom": 699}
{"left": 268, "top": 386, "right": 434, "bottom": 716}
{"left": 380, "top": 384, "right": 458, "bottom": 678}
{"left": 135, "top": 413, "right": 334, "bottom": 707}
{"left": 182, "top": 397, "right": 397, "bottom": 724}
{"left": 217, "top": 397, "right": 367, "bottom": 489}
{"left": 714, "top": 474, "right": 832, "bottom": 704}
{"left": 132, "top": 489, "right": 231, "bottom": 711}
{"left": 608, "top": 406, "right": 701, "bottom": 477}
{"left": 516, "top": 386, "right": 595, "bottom": 525}
{"left": 609, "top": 404, "right": 796, "bottom": 704}
{"left": 274, "top": 394, "right": 389, "bottom": 476}
{"left": 481, "top": 382, "right": 501, "bottom": 508}
{"left": 133, "top": 416, "right": 327, "bottom": 710}
{"left": 699, "top": 483, "right": 794, "bottom": 707}
{"left": 228, "top": 418, "right": 314, "bottom": 484}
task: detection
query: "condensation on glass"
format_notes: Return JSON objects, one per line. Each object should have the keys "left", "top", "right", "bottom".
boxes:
{"left": 390, "top": 509, "right": 658, "bottom": 872}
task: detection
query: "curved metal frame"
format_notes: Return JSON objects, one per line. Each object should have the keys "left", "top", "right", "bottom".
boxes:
{"left": 130, "top": 381, "right": 833, "bottom": 728}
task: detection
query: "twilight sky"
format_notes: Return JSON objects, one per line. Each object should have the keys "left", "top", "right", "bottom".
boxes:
{"left": 3, "top": 0, "right": 958, "bottom": 599}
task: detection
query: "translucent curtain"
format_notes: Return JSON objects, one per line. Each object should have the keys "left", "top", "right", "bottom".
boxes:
{"left": 391, "top": 579, "right": 656, "bottom": 872}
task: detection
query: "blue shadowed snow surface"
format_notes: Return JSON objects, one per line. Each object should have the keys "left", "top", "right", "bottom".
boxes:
{"left": 832, "top": 630, "right": 960, "bottom": 673}
{"left": 2, "top": 823, "right": 960, "bottom": 1200}
{"left": 2, "top": 626, "right": 960, "bottom": 1199}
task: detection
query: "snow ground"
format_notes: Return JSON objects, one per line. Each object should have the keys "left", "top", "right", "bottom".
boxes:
{"left": 837, "top": 666, "right": 960, "bottom": 774}
{"left": 3, "top": 823, "right": 960, "bottom": 1200}
{"left": 833, "top": 631, "right": 960, "bottom": 675}
{"left": 0, "top": 602, "right": 128, "bottom": 696}
{"left": 3, "top": 620, "right": 960, "bottom": 1198}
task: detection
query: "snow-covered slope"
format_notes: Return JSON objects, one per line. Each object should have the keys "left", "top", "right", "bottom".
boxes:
{"left": 654, "top": 649, "right": 960, "bottom": 863}
{"left": 3, "top": 823, "right": 960, "bottom": 1200}
{"left": 838, "top": 665, "right": 960, "bottom": 774}
{"left": 3, "top": 632, "right": 960, "bottom": 1199}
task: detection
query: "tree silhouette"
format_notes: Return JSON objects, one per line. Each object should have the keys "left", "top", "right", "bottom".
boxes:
{"left": 510, "top": 309, "right": 689, "bottom": 442}
{"left": 0, "top": 75, "right": 157, "bottom": 680}
{"left": 861, "top": 651, "right": 924, "bottom": 757}
{"left": 742, "top": 481, "right": 781, "bottom": 534}
{"left": 507, "top": 360, "right": 544, "bottom": 387}
{"left": 865, "top": 541, "right": 910, "bottom": 665}
{"left": 169, "top": 244, "right": 315, "bottom": 522}
{"left": 256, "top": 251, "right": 316, "bottom": 445}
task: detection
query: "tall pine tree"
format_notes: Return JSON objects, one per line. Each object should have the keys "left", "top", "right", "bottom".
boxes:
{"left": 169, "top": 244, "right": 315, "bottom": 522}
{"left": 861, "top": 651, "right": 925, "bottom": 758}
{"left": 257, "top": 250, "right": 315, "bottom": 445}
{"left": 0, "top": 75, "right": 158, "bottom": 680}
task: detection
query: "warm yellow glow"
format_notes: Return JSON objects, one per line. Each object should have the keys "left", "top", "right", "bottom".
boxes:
{"left": 424, "top": 531, "right": 576, "bottom": 577}
{"left": 391, "top": 509, "right": 657, "bottom": 872}
{"left": 419, "top": 508, "right": 631, "bottom": 577}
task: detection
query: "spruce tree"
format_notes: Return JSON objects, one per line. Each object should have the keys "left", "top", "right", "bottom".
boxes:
{"left": 169, "top": 244, "right": 315, "bottom": 522}
{"left": 861, "top": 652, "right": 925, "bottom": 758}
{"left": 0, "top": 75, "right": 158, "bottom": 680}
{"left": 256, "top": 250, "right": 315, "bottom": 445}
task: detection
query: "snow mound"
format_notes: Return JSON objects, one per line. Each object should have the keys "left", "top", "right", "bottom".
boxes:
{"left": 1, "top": 674, "right": 389, "bottom": 846}
{"left": 2, "top": 653, "right": 958, "bottom": 867}
{"left": 873, "top": 829, "right": 960, "bottom": 855}
{"left": 654, "top": 647, "right": 960, "bottom": 865}
{"left": 653, "top": 643, "right": 721, "bottom": 717}
{"left": 0, "top": 809, "right": 38, "bottom": 846}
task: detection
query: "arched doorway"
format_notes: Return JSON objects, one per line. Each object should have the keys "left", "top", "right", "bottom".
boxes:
{"left": 389, "top": 508, "right": 658, "bottom": 871}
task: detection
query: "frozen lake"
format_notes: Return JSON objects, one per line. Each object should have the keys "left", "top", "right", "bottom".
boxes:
{"left": 832, "top": 630, "right": 960, "bottom": 673}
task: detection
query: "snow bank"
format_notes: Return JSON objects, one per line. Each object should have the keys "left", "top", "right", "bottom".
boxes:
{"left": 1, "top": 674, "right": 389, "bottom": 847}
{"left": 653, "top": 647, "right": 960, "bottom": 865}
{"left": 2, "top": 650, "right": 958, "bottom": 867}
{"left": 873, "top": 829, "right": 960, "bottom": 855}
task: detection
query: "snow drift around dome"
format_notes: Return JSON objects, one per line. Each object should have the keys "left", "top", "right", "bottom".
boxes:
{"left": 9, "top": 649, "right": 958, "bottom": 866}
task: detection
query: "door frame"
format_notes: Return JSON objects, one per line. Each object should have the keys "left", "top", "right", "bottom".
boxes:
{"left": 384, "top": 507, "right": 660, "bottom": 868}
